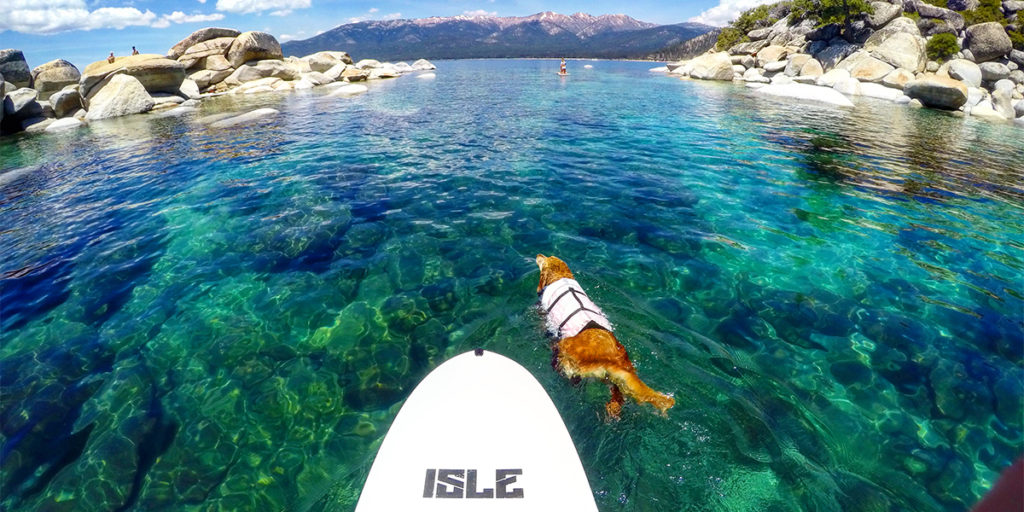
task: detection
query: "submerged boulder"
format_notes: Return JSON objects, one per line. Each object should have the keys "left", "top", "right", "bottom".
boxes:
{"left": 904, "top": 75, "right": 969, "bottom": 109}
{"left": 755, "top": 83, "right": 856, "bottom": 107}
{"left": 31, "top": 59, "right": 81, "bottom": 99}
{"left": 226, "top": 31, "right": 283, "bottom": 68}
{"left": 85, "top": 74, "right": 155, "bottom": 121}
{"left": 208, "top": 108, "right": 279, "bottom": 128}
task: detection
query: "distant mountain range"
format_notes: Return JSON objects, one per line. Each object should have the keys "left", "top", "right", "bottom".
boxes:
{"left": 281, "top": 12, "right": 716, "bottom": 61}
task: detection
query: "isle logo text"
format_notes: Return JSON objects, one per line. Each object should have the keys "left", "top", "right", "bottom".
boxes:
{"left": 422, "top": 469, "right": 524, "bottom": 499}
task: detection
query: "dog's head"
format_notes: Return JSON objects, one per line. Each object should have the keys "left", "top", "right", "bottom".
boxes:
{"left": 535, "top": 254, "right": 574, "bottom": 293}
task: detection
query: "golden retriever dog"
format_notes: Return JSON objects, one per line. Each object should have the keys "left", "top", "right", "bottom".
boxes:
{"left": 535, "top": 254, "right": 674, "bottom": 419}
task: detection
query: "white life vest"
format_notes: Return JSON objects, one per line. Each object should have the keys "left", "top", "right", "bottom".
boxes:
{"left": 540, "top": 278, "right": 613, "bottom": 338}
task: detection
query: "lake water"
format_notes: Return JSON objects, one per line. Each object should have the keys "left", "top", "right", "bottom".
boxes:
{"left": 1, "top": 59, "right": 1022, "bottom": 511}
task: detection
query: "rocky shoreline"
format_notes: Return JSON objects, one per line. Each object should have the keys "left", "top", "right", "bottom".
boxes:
{"left": 660, "top": 1, "right": 1024, "bottom": 126}
{"left": 0, "top": 28, "right": 436, "bottom": 137}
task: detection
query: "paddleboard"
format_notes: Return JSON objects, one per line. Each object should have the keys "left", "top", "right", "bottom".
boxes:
{"left": 355, "top": 349, "right": 598, "bottom": 511}
{"left": 557, "top": 72, "right": 569, "bottom": 76}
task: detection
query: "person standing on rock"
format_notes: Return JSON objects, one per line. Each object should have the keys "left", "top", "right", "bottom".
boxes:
{"left": 107, "top": 52, "right": 115, "bottom": 64}
{"left": 132, "top": 46, "right": 139, "bottom": 55}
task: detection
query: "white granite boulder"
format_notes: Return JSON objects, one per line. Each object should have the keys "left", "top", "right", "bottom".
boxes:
{"left": 784, "top": 54, "right": 812, "bottom": 77}
{"left": 168, "top": 27, "right": 241, "bottom": 60}
{"left": 177, "top": 37, "right": 236, "bottom": 69}
{"left": 964, "top": 22, "right": 1012, "bottom": 63}
{"left": 756, "top": 45, "right": 789, "bottom": 68}
{"left": 860, "top": 82, "right": 905, "bottom": 100}
{"left": 688, "top": 52, "right": 735, "bottom": 81}
{"left": 882, "top": 68, "right": 915, "bottom": 89}
{"left": 49, "top": 87, "right": 83, "bottom": 118}
{"left": 945, "top": 59, "right": 982, "bottom": 87}
{"left": 368, "top": 64, "right": 401, "bottom": 80}
{"left": 904, "top": 75, "right": 969, "bottom": 109}
{"left": 31, "top": 59, "right": 81, "bottom": 99}
{"left": 755, "top": 82, "right": 855, "bottom": 107}
{"left": 801, "top": 59, "right": 824, "bottom": 78}
{"left": 355, "top": 59, "right": 382, "bottom": 70}
{"left": 81, "top": 54, "right": 186, "bottom": 97}
{"left": 3, "top": 87, "right": 43, "bottom": 120}
{"left": 979, "top": 62, "right": 1011, "bottom": 82}
{"left": 840, "top": 52, "right": 896, "bottom": 82}
{"left": 817, "top": 68, "right": 852, "bottom": 87}
{"left": 833, "top": 76, "right": 863, "bottom": 96}
{"left": 744, "top": 68, "right": 771, "bottom": 83}
{"left": 85, "top": 74, "right": 155, "bottom": 121}
{"left": 412, "top": 59, "right": 436, "bottom": 70}
{"left": 868, "top": 1, "right": 903, "bottom": 28}
{"left": 226, "top": 31, "right": 283, "bottom": 68}
{"left": 189, "top": 68, "right": 233, "bottom": 90}
{"left": 866, "top": 32, "right": 927, "bottom": 72}
{"left": 302, "top": 51, "right": 353, "bottom": 72}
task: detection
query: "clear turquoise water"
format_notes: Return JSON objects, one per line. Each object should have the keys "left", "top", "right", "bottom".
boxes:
{"left": 1, "top": 59, "right": 1022, "bottom": 511}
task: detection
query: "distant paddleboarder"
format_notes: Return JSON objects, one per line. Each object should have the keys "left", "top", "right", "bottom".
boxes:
{"left": 559, "top": 58, "right": 568, "bottom": 76}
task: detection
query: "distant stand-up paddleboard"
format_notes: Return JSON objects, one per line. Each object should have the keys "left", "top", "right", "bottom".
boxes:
{"left": 558, "top": 72, "right": 569, "bottom": 76}
{"left": 355, "top": 349, "right": 598, "bottom": 511}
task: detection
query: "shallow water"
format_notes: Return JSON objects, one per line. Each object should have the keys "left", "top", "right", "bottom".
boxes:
{"left": 1, "top": 59, "right": 1021, "bottom": 512}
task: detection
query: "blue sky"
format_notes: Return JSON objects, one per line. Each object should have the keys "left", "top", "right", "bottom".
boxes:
{"left": 1, "top": 0, "right": 768, "bottom": 71}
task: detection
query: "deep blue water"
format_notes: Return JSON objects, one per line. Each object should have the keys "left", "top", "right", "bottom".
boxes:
{"left": 1, "top": 59, "right": 1022, "bottom": 511}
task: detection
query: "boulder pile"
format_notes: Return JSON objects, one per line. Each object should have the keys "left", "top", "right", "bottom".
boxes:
{"left": 1, "top": 27, "right": 438, "bottom": 136}
{"left": 665, "top": 0, "right": 1024, "bottom": 125}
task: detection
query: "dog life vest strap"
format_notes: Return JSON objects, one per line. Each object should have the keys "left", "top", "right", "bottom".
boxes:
{"left": 540, "top": 278, "right": 613, "bottom": 338}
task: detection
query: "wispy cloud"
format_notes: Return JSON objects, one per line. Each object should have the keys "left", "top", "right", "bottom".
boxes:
{"left": 347, "top": 8, "right": 401, "bottom": 23}
{"left": 463, "top": 9, "right": 497, "bottom": 17}
{"left": 215, "top": 0, "right": 311, "bottom": 15}
{"left": 152, "top": 10, "right": 225, "bottom": 28}
{"left": 1, "top": 0, "right": 157, "bottom": 34}
{"left": 688, "top": 0, "right": 776, "bottom": 26}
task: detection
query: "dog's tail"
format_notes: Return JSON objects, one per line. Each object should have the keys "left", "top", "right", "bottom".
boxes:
{"left": 609, "top": 368, "right": 675, "bottom": 416}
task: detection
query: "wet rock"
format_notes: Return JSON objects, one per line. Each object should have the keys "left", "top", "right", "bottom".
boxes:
{"left": 208, "top": 108, "right": 278, "bottom": 128}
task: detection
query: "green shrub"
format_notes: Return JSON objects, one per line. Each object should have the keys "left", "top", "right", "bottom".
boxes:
{"left": 733, "top": 4, "right": 777, "bottom": 33}
{"left": 716, "top": 27, "right": 748, "bottom": 51}
{"left": 903, "top": 11, "right": 921, "bottom": 21}
{"left": 1009, "top": 29, "right": 1024, "bottom": 51}
{"left": 926, "top": 32, "right": 960, "bottom": 62}
{"left": 962, "top": 0, "right": 1007, "bottom": 26}
{"left": 789, "top": 0, "right": 874, "bottom": 27}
